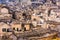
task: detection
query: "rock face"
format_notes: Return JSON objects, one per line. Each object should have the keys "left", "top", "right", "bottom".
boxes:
{"left": 0, "top": 22, "right": 12, "bottom": 36}
{"left": 0, "top": 6, "right": 12, "bottom": 23}
{"left": 9, "top": 34, "right": 17, "bottom": 40}
{"left": 0, "top": 8, "right": 9, "bottom": 14}
{"left": 0, "top": 0, "right": 60, "bottom": 40}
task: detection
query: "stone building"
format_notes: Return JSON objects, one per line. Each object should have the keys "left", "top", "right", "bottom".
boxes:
{"left": 0, "top": 22, "right": 12, "bottom": 36}
{"left": 48, "top": 9, "right": 60, "bottom": 22}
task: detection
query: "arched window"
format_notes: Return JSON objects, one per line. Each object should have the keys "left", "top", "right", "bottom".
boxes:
{"left": 2, "top": 28, "right": 6, "bottom": 32}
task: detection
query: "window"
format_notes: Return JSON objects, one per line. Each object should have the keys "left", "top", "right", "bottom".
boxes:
{"left": 2, "top": 28, "right": 6, "bottom": 32}
{"left": 24, "top": 27, "right": 26, "bottom": 31}
{"left": 22, "top": 13, "right": 26, "bottom": 16}
{"left": 17, "top": 28, "right": 19, "bottom": 31}
{"left": 40, "top": 16, "right": 43, "bottom": 18}
{"left": 33, "top": 19, "right": 36, "bottom": 21}
{"left": 13, "top": 27, "right": 15, "bottom": 30}
{"left": 7, "top": 28, "right": 12, "bottom": 32}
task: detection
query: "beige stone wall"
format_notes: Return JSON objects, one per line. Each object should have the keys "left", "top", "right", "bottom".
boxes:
{"left": 0, "top": 22, "right": 12, "bottom": 36}
{"left": 24, "top": 24, "right": 30, "bottom": 31}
